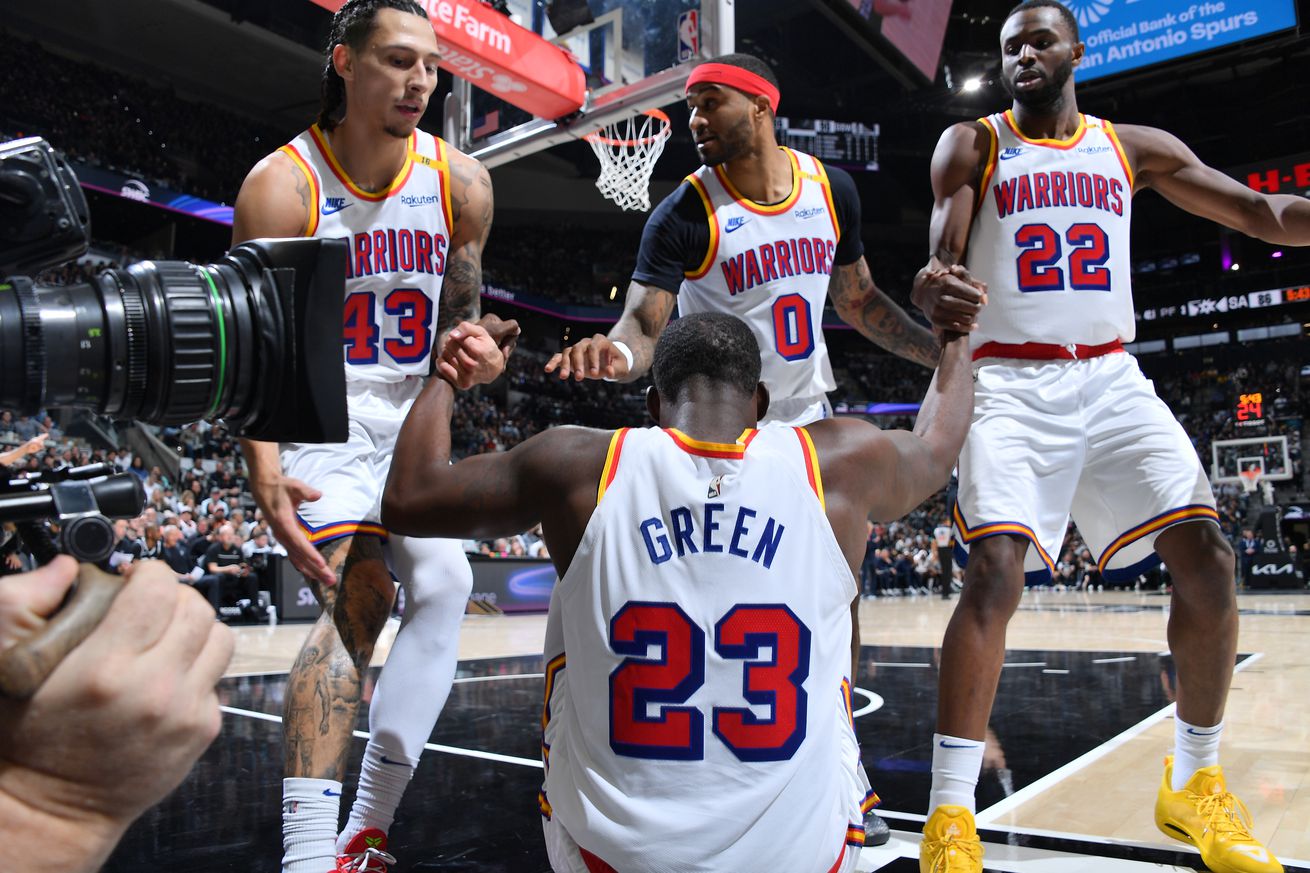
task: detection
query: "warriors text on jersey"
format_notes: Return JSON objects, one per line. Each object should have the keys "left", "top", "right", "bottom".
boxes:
{"left": 965, "top": 111, "right": 1136, "bottom": 350}
{"left": 539, "top": 425, "right": 862, "bottom": 873}
{"left": 678, "top": 148, "right": 844, "bottom": 401}
{"left": 279, "top": 124, "right": 453, "bottom": 383}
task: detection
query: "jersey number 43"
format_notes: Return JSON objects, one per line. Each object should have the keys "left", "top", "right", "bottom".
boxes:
{"left": 608, "top": 601, "right": 811, "bottom": 762}
{"left": 343, "top": 288, "right": 433, "bottom": 366}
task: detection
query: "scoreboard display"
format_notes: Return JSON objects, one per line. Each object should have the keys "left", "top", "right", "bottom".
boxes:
{"left": 775, "top": 117, "right": 879, "bottom": 172}
{"left": 1236, "top": 392, "right": 1265, "bottom": 427}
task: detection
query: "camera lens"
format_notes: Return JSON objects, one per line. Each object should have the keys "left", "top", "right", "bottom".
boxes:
{"left": 2, "top": 261, "right": 242, "bottom": 425}
{"left": 0, "top": 238, "right": 348, "bottom": 443}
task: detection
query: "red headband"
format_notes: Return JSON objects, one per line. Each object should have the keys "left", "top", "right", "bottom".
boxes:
{"left": 686, "top": 63, "right": 780, "bottom": 112}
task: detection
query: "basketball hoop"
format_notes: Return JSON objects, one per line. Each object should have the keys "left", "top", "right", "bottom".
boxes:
{"left": 583, "top": 109, "right": 672, "bottom": 212}
{"left": 1239, "top": 467, "right": 1262, "bottom": 495}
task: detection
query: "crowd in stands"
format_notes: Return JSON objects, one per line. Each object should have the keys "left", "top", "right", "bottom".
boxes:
{"left": 5, "top": 323, "right": 1304, "bottom": 605}
{"left": 1, "top": 415, "right": 284, "bottom": 622}
{"left": 3, "top": 33, "right": 287, "bottom": 202}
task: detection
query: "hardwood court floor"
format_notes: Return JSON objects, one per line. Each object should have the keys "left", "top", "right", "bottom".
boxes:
{"left": 115, "top": 588, "right": 1310, "bottom": 872}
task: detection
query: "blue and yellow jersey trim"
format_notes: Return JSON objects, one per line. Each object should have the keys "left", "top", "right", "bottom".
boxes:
{"left": 713, "top": 147, "right": 804, "bottom": 215}
{"left": 408, "top": 135, "right": 455, "bottom": 231}
{"left": 278, "top": 143, "right": 321, "bottom": 237}
{"left": 952, "top": 503, "right": 1055, "bottom": 577}
{"left": 1102, "top": 119, "right": 1136, "bottom": 191}
{"left": 975, "top": 116, "right": 999, "bottom": 214}
{"left": 596, "top": 428, "right": 629, "bottom": 505}
{"left": 684, "top": 173, "right": 719, "bottom": 280}
{"left": 809, "top": 156, "right": 842, "bottom": 243}
{"left": 296, "top": 515, "right": 388, "bottom": 545}
{"left": 1002, "top": 109, "right": 1088, "bottom": 149}
{"left": 1097, "top": 504, "right": 1219, "bottom": 574}
{"left": 841, "top": 677, "right": 855, "bottom": 727}
{"left": 308, "top": 123, "right": 417, "bottom": 201}
{"left": 537, "top": 652, "right": 566, "bottom": 818}
{"left": 681, "top": 170, "right": 723, "bottom": 276}
{"left": 795, "top": 427, "right": 825, "bottom": 511}
{"left": 664, "top": 427, "right": 760, "bottom": 460}
{"left": 861, "top": 788, "right": 881, "bottom": 813}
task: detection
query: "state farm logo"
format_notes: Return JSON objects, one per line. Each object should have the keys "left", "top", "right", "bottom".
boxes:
{"left": 422, "top": 0, "right": 513, "bottom": 53}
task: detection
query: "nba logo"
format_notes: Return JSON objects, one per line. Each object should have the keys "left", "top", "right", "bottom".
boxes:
{"left": 677, "top": 9, "right": 699, "bottom": 63}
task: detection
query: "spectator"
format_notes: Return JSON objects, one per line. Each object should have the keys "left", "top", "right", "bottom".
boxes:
{"left": 199, "top": 524, "right": 259, "bottom": 619}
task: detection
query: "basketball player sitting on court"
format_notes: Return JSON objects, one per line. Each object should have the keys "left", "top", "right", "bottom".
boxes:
{"left": 545, "top": 50, "right": 946, "bottom": 845}
{"left": 231, "top": 2, "right": 499, "bottom": 870}
{"left": 911, "top": 2, "right": 1310, "bottom": 871}
{"left": 386, "top": 311, "right": 974, "bottom": 873}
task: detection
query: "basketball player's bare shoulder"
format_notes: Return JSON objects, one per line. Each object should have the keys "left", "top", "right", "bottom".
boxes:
{"left": 931, "top": 120, "right": 993, "bottom": 189}
{"left": 445, "top": 146, "right": 493, "bottom": 244}
{"left": 232, "top": 149, "right": 312, "bottom": 240}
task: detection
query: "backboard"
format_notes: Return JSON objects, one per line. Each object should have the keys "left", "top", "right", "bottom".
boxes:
{"left": 444, "top": 0, "right": 733, "bottom": 167}
{"left": 1211, "top": 435, "right": 1292, "bottom": 484}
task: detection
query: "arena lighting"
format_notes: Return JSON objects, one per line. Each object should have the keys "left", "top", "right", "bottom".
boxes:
{"left": 1271, "top": 250, "right": 1284, "bottom": 258}
{"left": 609, "top": 285, "right": 618, "bottom": 300}
{"left": 962, "top": 77, "right": 983, "bottom": 92}
{"left": 1231, "top": 263, "right": 1242, "bottom": 271}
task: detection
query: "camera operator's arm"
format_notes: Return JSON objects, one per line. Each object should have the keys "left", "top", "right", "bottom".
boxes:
{"left": 0, "top": 434, "right": 49, "bottom": 468}
{"left": 231, "top": 151, "right": 336, "bottom": 587}
{"left": 0, "top": 558, "right": 233, "bottom": 873}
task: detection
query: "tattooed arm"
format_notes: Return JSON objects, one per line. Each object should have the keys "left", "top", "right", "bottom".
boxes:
{"left": 543, "top": 280, "right": 676, "bottom": 382}
{"left": 830, "top": 257, "right": 940, "bottom": 368}
{"left": 229, "top": 151, "right": 334, "bottom": 586}
{"left": 437, "top": 151, "right": 494, "bottom": 344}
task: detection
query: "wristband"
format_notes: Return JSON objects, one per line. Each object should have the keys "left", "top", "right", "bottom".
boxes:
{"left": 603, "top": 340, "right": 634, "bottom": 382}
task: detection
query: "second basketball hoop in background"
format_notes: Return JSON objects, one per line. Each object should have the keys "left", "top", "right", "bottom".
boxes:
{"left": 584, "top": 108, "right": 671, "bottom": 212}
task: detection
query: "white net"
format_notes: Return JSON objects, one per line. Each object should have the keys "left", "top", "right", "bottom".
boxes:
{"left": 584, "top": 110, "right": 672, "bottom": 212}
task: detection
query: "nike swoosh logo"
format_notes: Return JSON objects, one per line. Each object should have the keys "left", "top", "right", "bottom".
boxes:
{"left": 999, "top": 153, "right": 1021, "bottom": 160}
{"left": 380, "top": 755, "right": 411, "bottom": 767}
{"left": 322, "top": 788, "right": 342, "bottom": 796}
{"left": 939, "top": 741, "right": 979, "bottom": 749}
{"left": 1230, "top": 846, "right": 1269, "bottom": 862}
{"left": 724, "top": 219, "right": 750, "bottom": 233}
{"left": 1186, "top": 727, "right": 1222, "bottom": 736}
{"left": 321, "top": 203, "right": 352, "bottom": 215}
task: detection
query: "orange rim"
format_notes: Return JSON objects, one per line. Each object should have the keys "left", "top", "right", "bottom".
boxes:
{"left": 584, "top": 109, "right": 671, "bottom": 146}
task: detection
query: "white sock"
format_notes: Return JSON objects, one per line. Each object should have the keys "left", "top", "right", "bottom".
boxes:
{"left": 929, "top": 733, "right": 985, "bottom": 815}
{"left": 282, "top": 777, "right": 342, "bottom": 873}
{"left": 1172, "top": 717, "right": 1223, "bottom": 791}
{"left": 337, "top": 739, "right": 417, "bottom": 852}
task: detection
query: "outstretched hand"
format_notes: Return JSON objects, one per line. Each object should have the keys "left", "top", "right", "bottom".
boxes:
{"left": 437, "top": 315, "right": 521, "bottom": 389}
{"left": 543, "top": 334, "right": 629, "bottom": 382}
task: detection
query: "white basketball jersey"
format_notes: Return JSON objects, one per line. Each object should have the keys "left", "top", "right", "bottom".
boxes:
{"left": 679, "top": 148, "right": 841, "bottom": 401}
{"left": 965, "top": 111, "right": 1136, "bottom": 349}
{"left": 540, "top": 424, "right": 860, "bottom": 873}
{"left": 279, "top": 124, "right": 453, "bottom": 383}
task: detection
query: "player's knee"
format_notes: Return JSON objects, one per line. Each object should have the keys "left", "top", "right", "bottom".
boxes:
{"left": 960, "top": 540, "right": 1027, "bottom": 616}
{"left": 1161, "top": 523, "right": 1235, "bottom": 585}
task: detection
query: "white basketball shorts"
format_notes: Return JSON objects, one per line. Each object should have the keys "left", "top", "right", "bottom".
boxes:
{"left": 763, "top": 392, "right": 833, "bottom": 427}
{"left": 954, "top": 351, "right": 1217, "bottom": 583}
{"left": 280, "top": 377, "right": 423, "bottom": 545}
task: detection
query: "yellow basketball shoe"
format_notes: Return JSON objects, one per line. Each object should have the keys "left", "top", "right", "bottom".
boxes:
{"left": 1155, "top": 756, "right": 1283, "bottom": 873}
{"left": 919, "top": 805, "right": 983, "bottom": 873}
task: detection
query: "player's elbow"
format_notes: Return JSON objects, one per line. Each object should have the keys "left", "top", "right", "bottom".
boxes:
{"left": 380, "top": 488, "right": 424, "bottom": 536}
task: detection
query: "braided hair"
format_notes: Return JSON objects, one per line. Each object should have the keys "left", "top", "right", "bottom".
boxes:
{"left": 317, "top": 0, "right": 430, "bottom": 131}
